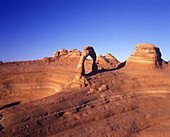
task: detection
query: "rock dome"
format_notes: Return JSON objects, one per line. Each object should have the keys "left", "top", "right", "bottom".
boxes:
{"left": 126, "top": 43, "right": 164, "bottom": 68}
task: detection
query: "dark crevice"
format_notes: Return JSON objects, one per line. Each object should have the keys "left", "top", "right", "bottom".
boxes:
{"left": 0, "top": 101, "right": 21, "bottom": 110}
{"left": 0, "top": 124, "right": 4, "bottom": 131}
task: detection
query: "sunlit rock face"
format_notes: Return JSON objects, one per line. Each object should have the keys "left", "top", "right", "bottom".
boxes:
{"left": 59, "top": 49, "right": 68, "bottom": 56}
{"left": 96, "top": 54, "right": 108, "bottom": 65}
{"left": 53, "top": 51, "right": 59, "bottom": 57}
{"left": 126, "top": 43, "right": 164, "bottom": 69}
{"left": 104, "top": 53, "right": 120, "bottom": 65}
{"left": 67, "top": 49, "right": 81, "bottom": 57}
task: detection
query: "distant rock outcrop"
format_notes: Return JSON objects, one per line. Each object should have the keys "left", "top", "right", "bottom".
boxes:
{"left": 42, "top": 48, "right": 82, "bottom": 63}
{"left": 104, "top": 53, "right": 120, "bottom": 66}
{"left": 67, "top": 49, "right": 81, "bottom": 57}
{"left": 53, "top": 51, "right": 59, "bottom": 57}
{"left": 53, "top": 49, "right": 81, "bottom": 58}
{"left": 126, "top": 43, "right": 166, "bottom": 69}
{"left": 96, "top": 54, "right": 108, "bottom": 65}
{"left": 59, "top": 49, "right": 68, "bottom": 56}
{"left": 96, "top": 53, "right": 120, "bottom": 68}
{"left": 41, "top": 57, "right": 55, "bottom": 63}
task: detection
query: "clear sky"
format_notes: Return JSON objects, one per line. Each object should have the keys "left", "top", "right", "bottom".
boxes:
{"left": 0, "top": 0, "right": 170, "bottom": 62}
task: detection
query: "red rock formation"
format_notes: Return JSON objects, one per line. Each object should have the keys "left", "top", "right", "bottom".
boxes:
{"left": 104, "top": 53, "right": 120, "bottom": 66}
{"left": 67, "top": 49, "right": 81, "bottom": 57}
{"left": 52, "top": 49, "right": 81, "bottom": 62}
{"left": 126, "top": 43, "right": 166, "bottom": 69}
{"left": 76, "top": 46, "right": 98, "bottom": 78}
{"left": 53, "top": 51, "right": 59, "bottom": 57}
{"left": 42, "top": 57, "right": 55, "bottom": 63}
{"left": 59, "top": 49, "right": 68, "bottom": 56}
{"left": 96, "top": 54, "right": 108, "bottom": 65}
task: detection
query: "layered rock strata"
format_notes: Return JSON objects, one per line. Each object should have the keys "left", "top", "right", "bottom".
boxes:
{"left": 126, "top": 43, "right": 165, "bottom": 69}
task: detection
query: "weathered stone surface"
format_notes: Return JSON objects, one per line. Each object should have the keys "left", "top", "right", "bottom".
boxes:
{"left": 126, "top": 43, "right": 164, "bottom": 68}
{"left": 104, "top": 53, "right": 120, "bottom": 66}
{"left": 60, "top": 49, "right": 68, "bottom": 56}
{"left": 53, "top": 51, "right": 59, "bottom": 57}
{"left": 105, "top": 53, "right": 115, "bottom": 58}
{"left": 96, "top": 54, "right": 108, "bottom": 65}
{"left": 98, "top": 84, "right": 108, "bottom": 92}
{"left": 42, "top": 57, "right": 55, "bottom": 63}
{"left": 67, "top": 49, "right": 81, "bottom": 57}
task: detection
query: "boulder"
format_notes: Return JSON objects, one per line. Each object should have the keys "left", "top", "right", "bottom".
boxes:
{"left": 98, "top": 85, "right": 108, "bottom": 92}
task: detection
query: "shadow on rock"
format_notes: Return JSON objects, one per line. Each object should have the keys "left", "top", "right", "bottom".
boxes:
{"left": 85, "top": 61, "right": 126, "bottom": 77}
{"left": 0, "top": 101, "right": 21, "bottom": 110}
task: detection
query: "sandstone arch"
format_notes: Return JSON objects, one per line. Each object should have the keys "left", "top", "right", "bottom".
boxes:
{"left": 76, "top": 46, "right": 98, "bottom": 78}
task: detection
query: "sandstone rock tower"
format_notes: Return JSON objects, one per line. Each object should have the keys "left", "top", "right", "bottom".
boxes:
{"left": 74, "top": 46, "right": 98, "bottom": 83}
{"left": 126, "top": 43, "right": 165, "bottom": 69}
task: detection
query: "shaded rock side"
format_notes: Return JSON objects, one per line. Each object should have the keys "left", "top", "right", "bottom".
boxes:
{"left": 126, "top": 43, "right": 165, "bottom": 68}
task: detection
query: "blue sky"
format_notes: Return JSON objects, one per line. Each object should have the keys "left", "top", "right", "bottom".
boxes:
{"left": 0, "top": 0, "right": 170, "bottom": 62}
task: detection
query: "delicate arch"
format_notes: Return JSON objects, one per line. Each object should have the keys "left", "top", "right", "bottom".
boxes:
{"left": 76, "top": 46, "right": 98, "bottom": 77}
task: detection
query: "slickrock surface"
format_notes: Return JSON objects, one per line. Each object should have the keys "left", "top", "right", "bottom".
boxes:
{"left": 0, "top": 66, "right": 170, "bottom": 137}
{"left": 0, "top": 44, "right": 170, "bottom": 137}
{"left": 126, "top": 43, "right": 167, "bottom": 69}
{"left": 0, "top": 62, "right": 77, "bottom": 101}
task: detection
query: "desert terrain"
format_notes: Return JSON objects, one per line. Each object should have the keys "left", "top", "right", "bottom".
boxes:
{"left": 0, "top": 44, "right": 170, "bottom": 137}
